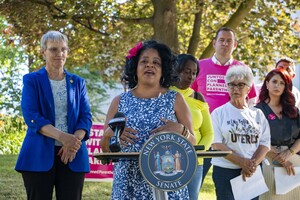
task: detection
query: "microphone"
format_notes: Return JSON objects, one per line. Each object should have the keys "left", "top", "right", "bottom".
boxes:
{"left": 109, "top": 112, "right": 126, "bottom": 152}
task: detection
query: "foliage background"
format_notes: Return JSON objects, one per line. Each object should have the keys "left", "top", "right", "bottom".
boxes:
{"left": 0, "top": 2, "right": 299, "bottom": 199}
{"left": 0, "top": 0, "right": 299, "bottom": 79}
{"left": 0, "top": 115, "right": 25, "bottom": 155}
{"left": 0, "top": 0, "right": 299, "bottom": 154}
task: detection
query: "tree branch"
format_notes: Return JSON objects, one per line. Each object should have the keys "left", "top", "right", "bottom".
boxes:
{"left": 34, "top": 0, "right": 110, "bottom": 35}
{"left": 119, "top": 17, "right": 153, "bottom": 25}
{"left": 187, "top": 0, "right": 204, "bottom": 55}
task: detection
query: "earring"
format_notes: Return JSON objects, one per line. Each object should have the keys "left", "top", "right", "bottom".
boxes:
{"left": 133, "top": 75, "right": 137, "bottom": 83}
{"left": 160, "top": 77, "right": 165, "bottom": 86}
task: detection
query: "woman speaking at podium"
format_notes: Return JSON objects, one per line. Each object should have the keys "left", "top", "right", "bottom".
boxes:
{"left": 100, "top": 40, "right": 195, "bottom": 199}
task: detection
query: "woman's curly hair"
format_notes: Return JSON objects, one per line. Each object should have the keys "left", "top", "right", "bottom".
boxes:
{"left": 122, "top": 40, "right": 178, "bottom": 89}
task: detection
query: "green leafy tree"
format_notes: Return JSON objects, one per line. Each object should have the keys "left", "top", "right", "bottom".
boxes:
{"left": 0, "top": 114, "right": 26, "bottom": 154}
{"left": 0, "top": 0, "right": 299, "bottom": 78}
{"left": 0, "top": 16, "right": 118, "bottom": 118}
{"left": 70, "top": 65, "right": 121, "bottom": 121}
{"left": 0, "top": 17, "right": 27, "bottom": 115}
{"left": 0, "top": 0, "right": 299, "bottom": 116}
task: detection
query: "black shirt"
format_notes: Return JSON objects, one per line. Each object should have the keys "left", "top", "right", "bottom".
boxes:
{"left": 255, "top": 101, "right": 300, "bottom": 147}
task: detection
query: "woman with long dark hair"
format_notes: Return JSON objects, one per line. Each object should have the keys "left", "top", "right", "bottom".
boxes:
{"left": 256, "top": 68, "right": 300, "bottom": 200}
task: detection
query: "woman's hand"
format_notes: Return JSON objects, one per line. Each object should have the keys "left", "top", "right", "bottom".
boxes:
{"left": 267, "top": 147, "right": 279, "bottom": 159}
{"left": 274, "top": 149, "right": 293, "bottom": 164}
{"left": 59, "top": 132, "right": 81, "bottom": 153}
{"left": 282, "top": 160, "right": 295, "bottom": 175}
{"left": 241, "top": 169, "right": 252, "bottom": 182}
{"left": 119, "top": 127, "right": 138, "bottom": 146}
{"left": 150, "top": 118, "right": 183, "bottom": 135}
{"left": 57, "top": 133, "right": 81, "bottom": 164}
{"left": 57, "top": 146, "right": 77, "bottom": 164}
{"left": 240, "top": 158, "right": 257, "bottom": 181}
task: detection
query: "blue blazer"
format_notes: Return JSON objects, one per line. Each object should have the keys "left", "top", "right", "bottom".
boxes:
{"left": 15, "top": 67, "right": 92, "bottom": 172}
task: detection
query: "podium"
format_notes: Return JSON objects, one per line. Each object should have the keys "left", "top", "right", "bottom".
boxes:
{"left": 94, "top": 151, "right": 232, "bottom": 161}
{"left": 94, "top": 132, "right": 231, "bottom": 200}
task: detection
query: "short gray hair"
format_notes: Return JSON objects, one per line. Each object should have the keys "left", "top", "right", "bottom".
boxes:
{"left": 225, "top": 65, "right": 253, "bottom": 86}
{"left": 40, "top": 31, "right": 68, "bottom": 50}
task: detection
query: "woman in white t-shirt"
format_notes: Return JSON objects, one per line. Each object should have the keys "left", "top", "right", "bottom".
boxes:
{"left": 211, "top": 65, "right": 271, "bottom": 200}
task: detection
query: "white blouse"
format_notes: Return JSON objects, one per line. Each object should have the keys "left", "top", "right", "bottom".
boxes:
{"left": 50, "top": 77, "right": 68, "bottom": 146}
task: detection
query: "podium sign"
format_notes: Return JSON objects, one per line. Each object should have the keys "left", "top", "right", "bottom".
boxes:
{"left": 139, "top": 132, "right": 197, "bottom": 191}
{"left": 85, "top": 123, "right": 113, "bottom": 181}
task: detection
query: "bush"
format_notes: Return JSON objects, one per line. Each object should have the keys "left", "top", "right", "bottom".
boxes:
{"left": 0, "top": 114, "right": 26, "bottom": 155}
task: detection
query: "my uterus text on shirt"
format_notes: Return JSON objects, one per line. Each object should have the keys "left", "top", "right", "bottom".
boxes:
{"left": 227, "top": 119, "right": 259, "bottom": 144}
{"left": 231, "top": 133, "right": 259, "bottom": 144}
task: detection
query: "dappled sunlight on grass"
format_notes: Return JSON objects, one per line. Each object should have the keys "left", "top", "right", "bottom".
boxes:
{"left": 199, "top": 168, "right": 216, "bottom": 200}
{"left": 83, "top": 181, "right": 112, "bottom": 200}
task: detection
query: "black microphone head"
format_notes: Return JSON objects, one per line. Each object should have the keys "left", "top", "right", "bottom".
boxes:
{"left": 109, "top": 112, "right": 126, "bottom": 152}
{"left": 114, "top": 112, "right": 125, "bottom": 118}
{"left": 109, "top": 143, "right": 121, "bottom": 152}
{"left": 108, "top": 112, "right": 126, "bottom": 131}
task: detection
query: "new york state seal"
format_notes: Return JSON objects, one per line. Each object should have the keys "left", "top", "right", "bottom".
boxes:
{"left": 139, "top": 132, "right": 197, "bottom": 191}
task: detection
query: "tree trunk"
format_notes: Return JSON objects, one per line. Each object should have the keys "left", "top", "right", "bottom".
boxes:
{"left": 187, "top": 0, "right": 204, "bottom": 56}
{"left": 200, "top": 0, "right": 256, "bottom": 59}
{"left": 27, "top": 55, "right": 35, "bottom": 72}
{"left": 152, "top": 0, "right": 179, "bottom": 53}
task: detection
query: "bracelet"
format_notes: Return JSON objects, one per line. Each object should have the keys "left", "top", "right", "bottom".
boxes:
{"left": 181, "top": 125, "right": 190, "bottom": 138}
{"left": 181, "top": 125, "right": 186, "bottom": 135}
{"left": 289, "top": 148, "right": 295, "bottom": 155}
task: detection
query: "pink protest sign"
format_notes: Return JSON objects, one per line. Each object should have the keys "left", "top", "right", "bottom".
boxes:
{"left": 85, "top": 123, "right": 114, "bottom": 181}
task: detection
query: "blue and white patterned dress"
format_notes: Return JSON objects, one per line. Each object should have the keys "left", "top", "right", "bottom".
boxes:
{"left": 111, "top": 90, "right": 189, "bottom": 200}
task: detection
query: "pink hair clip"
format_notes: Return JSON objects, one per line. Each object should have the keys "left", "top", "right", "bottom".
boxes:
{"left": 126, "top": 42, "right": 143, "bottom": 59}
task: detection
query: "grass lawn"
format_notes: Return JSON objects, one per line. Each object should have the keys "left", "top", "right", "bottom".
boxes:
{"left": 0, "top": 155, "right": 216, "bottom": 200}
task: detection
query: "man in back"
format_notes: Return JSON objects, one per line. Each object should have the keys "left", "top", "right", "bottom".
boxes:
{"left": 275, "top": 57, "right": 300, "bottom": 109}
{"left": 191, "top": 27, "right": 257, "bottom": 189}
{"left": 192, "top": 27, "right": 256, "bottom": 113}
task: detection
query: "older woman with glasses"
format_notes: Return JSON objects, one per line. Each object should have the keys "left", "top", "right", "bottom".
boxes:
{"left": 210, "top": 65, "right": 270, "bottom": 200}
{"left": 15, "top": 30, "right": 92, "bottom": 200}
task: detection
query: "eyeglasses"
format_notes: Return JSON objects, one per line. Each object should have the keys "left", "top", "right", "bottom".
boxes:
{"left": 46, "top": 47, "right": 70, "bottom": 54}
{"left": 227, "top": 82, "right": 248, "bottom": 89}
